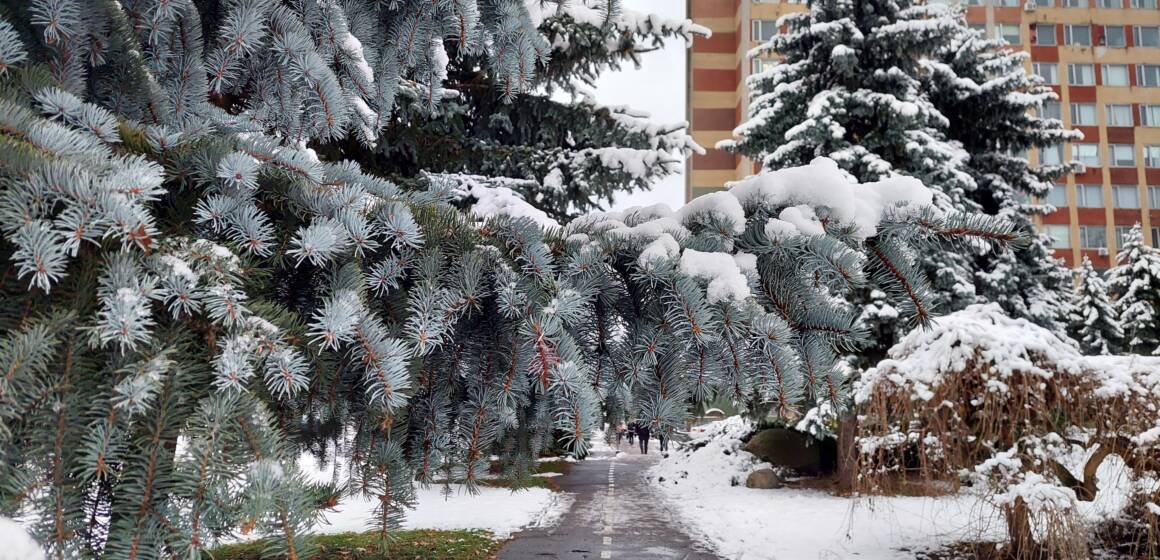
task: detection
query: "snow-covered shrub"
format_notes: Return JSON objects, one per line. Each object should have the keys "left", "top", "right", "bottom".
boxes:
{"left": 856, "top": 303, "right": 1160, "bottom": 557}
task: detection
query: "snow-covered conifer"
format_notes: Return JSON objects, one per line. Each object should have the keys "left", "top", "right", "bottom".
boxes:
{"left": 724, "top": 0, "right": 1078, "bottom": 361}
{"left": 363, "top": 1, "right": 709, "bottom": 220}
{"left": 1067, "top": 256, "right": 1122, "bottom": 355}
{"left": 1108, "top": 225, "right": 1160, "bottom": 355}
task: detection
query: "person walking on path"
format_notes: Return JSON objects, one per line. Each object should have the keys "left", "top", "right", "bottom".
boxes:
{"left": 615, "top": 422, "right": 625, "bottom": 446}
{"left": 658, "top": 428, "right": 669, "bottom": 452}
{"left": 626, "top": 423, "right": 635, "bottom": 446}
{"left": 637, "top": 423, "right": 651, "bottom": 454}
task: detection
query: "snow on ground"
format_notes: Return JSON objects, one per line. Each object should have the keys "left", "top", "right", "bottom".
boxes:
{"left": 316, "top": 484, "right": 572, "bottom": 539}
{"left": 300, "top": 454, "right": 572, "bottom": 539}
{"left": 650, "top": 417, "right": 1006, "bottom": 560}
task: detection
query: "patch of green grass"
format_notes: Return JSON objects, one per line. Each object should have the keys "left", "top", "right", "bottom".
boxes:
{"left": 206, "top": 529, "right": 502, "bottom": 560}
{"left": 534, "top": 460, "right": 571, "bottom": 476}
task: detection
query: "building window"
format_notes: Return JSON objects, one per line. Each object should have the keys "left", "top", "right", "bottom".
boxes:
{"left": 1034, "top": 0, "right": 1055, "bottom": 5}
{"left": 1102, "top": 64, "right": 1130, "bottom": 86}
{"left": 1100, "top": 0, "right": 1124, "bottom": 5}
{"left": 1068, "top": 64, "right": 1095, "bottom": 85}
{"left": 997, "top": 23, "right": 1021, "bottom": 45}
{"left": 1076, "top": 184, "right": 1104, "bottom": 207}
{"left": 1045, "top": 183, "right": 1069, "bottom": 207}
{"left": 1147, "top": 145, "right": 1160, "bottom": 166}
{"left": 996, "top": 0, "right": 1021, "bottom": 5}
{"left": 1153, "top": 227, "right": 1160, "bottom": 246}
{"left": 1046, "top": 225, "right": 1072, "bottom": 249}
{"left": 1036, "top": 25, "right": 1057, "bottom": 46}
{"left": 1116, "top": 226, "right": 1136, "bottom": 248}
{"left": 1065, "top": 25, "right": 1092, "bottom": 46}
{"left": 1104, "top": 26, "right": 1127, "bottom": 47}
{"left": 1071, "top": 103, "right": 1097, "bottom": 125}
{"left": 1042, "top": 101, "right": 1062, "bottom": 121}
{"left": 1151, "top": 185, "right": 1160, "bottom": 208}
{"left": 1113, "top": 185, "right": 1141, "bottom": 207}
{"left": 751, "top": 58, "right": 777, "bottom": 74}
{"left": 1107, "top": 104, "right": 1134, "bottom": 126}
{"left": 1110, "top": 144, "right": 1136, "bottom": 166}
{"left": 1062, "top": 0, "right": 1090, "bottom": 6}
{"left": 1136, "top": 26, "right": 1160, "bottom": 47}
{"left": 752, "top": 20, "right": 777, "bottom": 42}
{"left": 1035, "top": 63, "right": 1060, "bottom": 84}
{"left": 1139, "top": 64, "right": 1160, "bottom": 86}
{"left": 1142, "top": 105, "right": 1160, "bottom": 126}
{"left": 1040, "top": 144, "right": 1064, "bottom": 166}
{"left": 1073, "top": 144, "right": 1101, "bottom": 167}
{"left": 1131, "top": 0, "right": 1158, "bottom": 8}
{"left": 1080, "top": 225, "right": 1107, "bottom": 249}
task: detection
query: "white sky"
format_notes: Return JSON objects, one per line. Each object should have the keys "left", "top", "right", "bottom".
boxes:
{"left": 592, "top": 0, "right": 689, "bottom": 211}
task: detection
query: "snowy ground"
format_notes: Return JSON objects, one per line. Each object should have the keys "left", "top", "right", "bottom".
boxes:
{"left": 300, "top": 454, "right": 573, "bottom": 539}
{"left": 650, "top": 417, "right": 1008, "bottom": 559}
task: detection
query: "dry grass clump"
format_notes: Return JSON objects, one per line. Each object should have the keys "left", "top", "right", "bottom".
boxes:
{"left": 854, "top": 305, "right": 1160, "bottom": 559}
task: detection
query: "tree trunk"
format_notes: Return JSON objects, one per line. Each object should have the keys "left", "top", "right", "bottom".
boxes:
{"left": 836, "top": 414, "right": 857, "bottom": 495}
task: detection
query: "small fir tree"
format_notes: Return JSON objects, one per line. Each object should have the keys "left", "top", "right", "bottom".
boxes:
{"left": 1108, "top": 225, "right": 1160, "bottom": 355}
{"left": 1067, "top": 256, "right": 1123, "bottom": 355}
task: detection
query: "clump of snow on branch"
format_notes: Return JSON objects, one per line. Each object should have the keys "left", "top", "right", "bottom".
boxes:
{"left": 679, "top": 250, "right": 751, "bottom": 304}
{"left": 729, "top": 157, "right": 933, "bottom": 240}
{"left": 445, "top": 174, "right": 561, "bottom": 230}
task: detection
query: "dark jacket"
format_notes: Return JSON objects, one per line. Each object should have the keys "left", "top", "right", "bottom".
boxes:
{"left": 637, "top": 425, "right": 650, "bottom": 440}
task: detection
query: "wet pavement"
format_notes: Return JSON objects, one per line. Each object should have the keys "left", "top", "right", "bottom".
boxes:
{"left": 498, "top": 439, "right": 721, "bottom": 560}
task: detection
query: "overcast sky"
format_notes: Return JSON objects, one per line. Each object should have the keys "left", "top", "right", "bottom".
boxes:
{"left": 592, "top": 1, "right": 689, "bottom": 211}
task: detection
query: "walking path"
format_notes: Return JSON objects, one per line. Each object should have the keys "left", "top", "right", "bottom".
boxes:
{"left": 499, "top": 438, "right": 720, "bottom": 560}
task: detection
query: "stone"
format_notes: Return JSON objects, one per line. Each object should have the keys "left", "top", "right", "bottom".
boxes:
{"left": 745, "top": 468, "right": 783, "bottom": 489}
{"left": 743, "top": 428, "right": 837, "bottom": 476}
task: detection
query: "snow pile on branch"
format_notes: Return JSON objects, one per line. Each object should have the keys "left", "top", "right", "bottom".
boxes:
{"left": 649, "top": 417, "right": 1004, "bottom": 559}
{"left": 525, "top": 0, "right": 711, "bottom": 44}
{"left": 444, "top": 173, "right": 561, "bottom": 230}
{"left": 679, "top": 250, "right": 751, "bottom": 304}
{"left": 729, "top": 157, "right": 933, "bottom": 240}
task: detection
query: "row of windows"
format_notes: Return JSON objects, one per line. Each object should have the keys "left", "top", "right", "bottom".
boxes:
{"left": 1045, "top": 225, "right": 1160, "bottom": 250}
{"left": 1040, "top": 143, "right": 1160, "bottom": 167}
{"left": 1044, "top": 102, "right": 1160, "bottom": 126}
{"left": 1032, "top": 62, "right": 1160, "bottom": 86}
{"left": 1022, "top": 0, "right": 1159, "bottom": 7}
{"left": 1042, "top": 101, "right": 1138, "bottom": 125}
{"left": 1028, "top": 24, "right": 1160, "bottom": 47}
{"left": 1043, "top": 184, "right": 1160, "bottom": 208}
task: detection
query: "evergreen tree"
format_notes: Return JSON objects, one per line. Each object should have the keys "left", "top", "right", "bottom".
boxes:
{"left": 341, "top": 3, "right": 709, "bottom": 221}
{"left": 924, "top": 18, "right": 1080, "bottom": 334}
{"left": 1108, "top": 225, "right": 1160, "bottom": 355}
{"left": 724, "top": 0, "right": 1076, "bottom": 361}
{"left": 1067, "top": 256, "right": 1122, "bottom": 355}
{"left": 0, "top": 1, "right": 1019, "bottom": 557}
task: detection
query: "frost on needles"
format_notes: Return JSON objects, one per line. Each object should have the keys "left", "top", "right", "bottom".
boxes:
{"left": 0, "top": 1, "right": 1018, "bottom": 557}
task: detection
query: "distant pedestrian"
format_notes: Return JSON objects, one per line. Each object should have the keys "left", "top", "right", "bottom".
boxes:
{"left": 637, "top": 424, "right": 650, "bottom": 454}
{"left": 615, "top": 423, "right": 625, "bottom": 445}
{"left": 658, "top": 429, "right": 669, "bottom": 452}
{"left": 626, "top": 423, "right": 635, "bottom": 445}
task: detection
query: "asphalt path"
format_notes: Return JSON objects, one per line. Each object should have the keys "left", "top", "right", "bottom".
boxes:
{"left": 499, "top": 438, "right": 721, "bottom": 560}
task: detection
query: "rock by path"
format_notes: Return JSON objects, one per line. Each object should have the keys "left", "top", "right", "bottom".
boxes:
{"left": 499, "top": 439, "right": 720, "bottom": 560}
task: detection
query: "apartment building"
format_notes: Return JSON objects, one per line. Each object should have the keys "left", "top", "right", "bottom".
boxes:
{"left": 687, "top": 0, "right": 1160, "bottom": 268}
